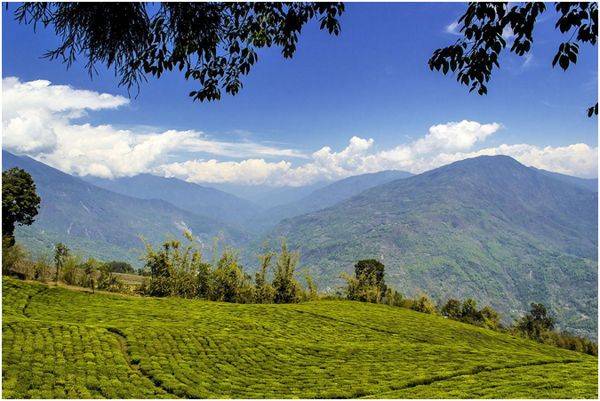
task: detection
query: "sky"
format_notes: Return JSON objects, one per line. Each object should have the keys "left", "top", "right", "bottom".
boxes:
{"left": 2, "top": 3, "right": 598, "bottom": 186}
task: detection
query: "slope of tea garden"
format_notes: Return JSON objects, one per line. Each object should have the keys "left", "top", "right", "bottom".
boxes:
{"left": 2, "top": 278, "right": 597, "bottom": 398}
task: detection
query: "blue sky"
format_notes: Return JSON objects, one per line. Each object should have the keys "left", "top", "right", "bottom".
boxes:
{"left": 2, "top": 3, "right": 598, "bottom": 183}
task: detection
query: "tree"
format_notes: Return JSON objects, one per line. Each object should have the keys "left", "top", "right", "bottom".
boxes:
{"left": 97, "top": 263, "right": 125, "bottom": 293}
{"left": 80, "top": 258, "right": 100, "bottom": 292}
{"left": 441, "top": 298, "right": 462, "bottom": 319}
{"left": 479, "top": 305, "right": 501, "bottom": 330}
{"left": 272, "top": 241, "right": 302, "bottom": 304}
{"left": 104, "top": 261, "right": 134, "bottom": 274}
{"left": 461, "top": 298, "right": 480, "bottom": 322}
{"left": 14, "top": 2, "right": 344, "bottom": 102}
{"left": 53, "top": 243, "right": 69, "bottom": 284}
{"left": 342, "top": 259, "right": 388, "bottom": 303}
{"left": 410, "top": 294, "right": 438, "bottom": 314}
{"left": 254, "top": 252, "right": 275, "bottom": 303}
{"left": 212, "top": 250, "right": 248, "bottom": 303}
{"left": 516, "top": 302, "right": 555, "bottom": 340}
{"left": 430, "top": 2, "right": 598, "bottom": 116}
{"left": 2, "top": 168, "right": 41, "bottom": 246}
{"left": 354, "top": 259, "right": 387, "bottom": 293}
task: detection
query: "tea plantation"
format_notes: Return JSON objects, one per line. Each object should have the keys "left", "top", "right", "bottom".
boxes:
{"left": 2, "top": 277, "right": 597, "bottom": 398}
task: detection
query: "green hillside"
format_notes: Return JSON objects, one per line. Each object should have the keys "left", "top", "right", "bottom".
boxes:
{"left": 2, "top": 151, "right": 248, "bottom": 266}
{"left": 85, "top": 174, "right": 259, "bottom": 229}
{"left": 270, "top": 156, "right": 598, "bottom": 338}
{"left": 3, "top": 277, "right": 597, "bottom": 398}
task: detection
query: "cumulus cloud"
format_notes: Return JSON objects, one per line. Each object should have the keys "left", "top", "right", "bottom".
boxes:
{"left": 3, "top": 77, "right": 129, "bottom": 154}
{"left": 2, "top": 77, "right": 305, "bottom": 178}
{"left": 158, "top": 121, "right": 597, "bottom": 186}
{"left": 3, "top": 77, "right": 597, "bottom": 185}
{"left": 438, "top": 143, "right": 598, "bottom": 178}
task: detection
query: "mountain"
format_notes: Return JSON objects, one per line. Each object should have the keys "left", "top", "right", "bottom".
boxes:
{"left": 268, "top": 155, "right": 598, "bottom": 337}
{"left": 84, "top": 174, "right": 259, "bottom": 227}
{"left": 245, "top": 170, "right": 413, "bottom": 232}
{"left": 3, "top": 151, "right": 248, "bottom": 266}
{"left": 534, "top": 168, "right": 598, "bottom": 192}
{"left": 204, "top": 181, "right": 331, "bottom": 208}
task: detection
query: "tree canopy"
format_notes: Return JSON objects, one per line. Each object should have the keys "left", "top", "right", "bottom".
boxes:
{"left": 429, "top": 2, "right": 598, "bottom": 116}
{"left": 2, "top": 168, "right": 41, "bottom": 245}
{"left": 14, "top": 2, "right": 344, "bottom": 102}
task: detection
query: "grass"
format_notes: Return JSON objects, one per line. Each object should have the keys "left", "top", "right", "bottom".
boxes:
{"left": 2, "top": 277, "right": 597, "bottom": 398}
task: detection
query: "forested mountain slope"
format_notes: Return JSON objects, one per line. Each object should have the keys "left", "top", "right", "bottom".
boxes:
{"left": 246, "top": 170, "right": 413, "bottom": 232}
{"left": 85, "top": 174, "right": 259, "bottom": 227}
{"left": 3, "top": 151, "right": 247, "bottom": 265}
{"left": 270, "top": 156, "right": 598, "bottom": 337}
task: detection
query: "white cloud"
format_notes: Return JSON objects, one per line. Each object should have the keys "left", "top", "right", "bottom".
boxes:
{"left": 438, "top": 143, "right": 598, "bottom": 178}
{"left": 2, "top": 77, "right": 129, "bottom": 154}
{"left": 157, "top": 121, "right": 597, "bottom": 185}
{"left": 157, "top": 159, "right": 293, "bottom": 186}
{"left": 445, "top": 21, "right": 461, "bottom": 35}
{"left": 2, "top": 77, "right": 305, "bottom": 178}
{"left": 3, "top": 77, "right": 596, "bottom": 185}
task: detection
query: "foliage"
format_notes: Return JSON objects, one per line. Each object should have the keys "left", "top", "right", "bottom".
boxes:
{"left": 141, "top": 234, "right": 308, "bottom": 304}
{"left": 96, "top": 263, "right": 125, "bottom": 293}
{"left": 79, "top": 258, "right": 101, "bottom": 291}
{"left": 2, "top": 237, "right": 28, "bottom": 277}
{"left": 254, "top": 253, "right": 276, "bottom": 303}
{"left": 211, "top": 250, "right": 254, "bottom": 303}
{"left": 302, "top": 269, "right": 319, "bottom": 301}
{"left": 104, "top": 260, "right": 135, "bottom": 274}
{"left": 429, "top": 2, "right": 598, "bottom": 115}
{"left": 53, "top": 243, "right": 69, "bottom": 284}
{"left": 32, "top": 255, "right": 52, "bottom": 282}
{"left": 14, "top": 2, "right": 344, "bottom": 102}
{"left": 515, "top": 302, "right": 556, "bottom": 340}
{"left": 410, "top": 294, "right": 438, "bottom": 315}
{"left": 272, "top": 241, "right": 303, "bottom": 303}
{"left": 343, "top": 259, "right": 388, "bottom": 303}
{"left": 441, "top": 298, "right": 501, "bottom": 330}
{"left": 60, "top": 255, "right": 80, "bottom": 286}
{"left": 3, "top": 277, "right": 597, "bottom": 398}
{"left": 441, "top": 298, "right": 462, "bottom": 319}
{"left": 2, "top": 167, "right": 41, "bottom": 245}
{"left": 273, "top": 156, "right": 598, "bottom": 338}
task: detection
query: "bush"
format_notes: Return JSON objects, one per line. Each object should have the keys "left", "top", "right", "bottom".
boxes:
{"left": 410, "top": 295, "right": 437, "bottom": 314}
{"left": 441, "top": 298, "right": 462, "bottom": 319}
{"left": 79, "top": 258, "right": 101, "bottom": 291}
{"left": 61, "top": 256, "right": 81, "bottom": 286}
{"left": 2, "top": 237, "right": 28, "bottom": 278}
{"left": 104, "top": 261, "right": 134, "bottom": 274}
{"left": 211, "top": 250, "right": 252, "bottom": 303}
{"left": 32, "top": 255, "right": 52, "bottom": 282}
{"left": 303, "top": 270, "right": 318, "bottom": 301}
{"left": 97, "top": 264, "right": 125, "bottom": 293}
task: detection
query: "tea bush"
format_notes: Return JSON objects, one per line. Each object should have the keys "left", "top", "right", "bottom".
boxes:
{"left": 2, "top": 277, "right": 597, "bottom": 398}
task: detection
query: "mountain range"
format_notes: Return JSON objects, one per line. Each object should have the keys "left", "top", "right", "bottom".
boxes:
{"left": 85, "top": 174, "right": 259, "bottom": 228}
{"left": 244, "top": 170, "right": 413, "bottom": 232}
{"left": 2, "top": 150, "right": 597, "bottom": 336}
{"left": 2, "top": 151, "right": 247, "bottom": 265}
{"left": 268, "top": 155, "right": 597, "bottom": 337}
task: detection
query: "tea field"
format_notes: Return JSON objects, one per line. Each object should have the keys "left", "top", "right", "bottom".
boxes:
{"left": 2, "top": 277, "right": 598, "bottom": 398}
